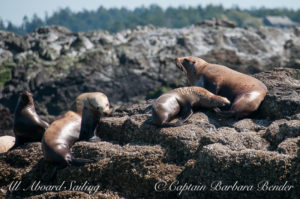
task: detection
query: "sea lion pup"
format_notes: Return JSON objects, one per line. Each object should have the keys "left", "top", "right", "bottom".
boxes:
{"left": 42, "top": 93, "right": 110, "bottom": 179}
{"left": 0, "top": 136, "right": 15, "bottom": 153}
{"left": 12, "top": 91, "right": 49, "bottom": 149}
{"left": 152, "top": 86, "right": 230, "bottom": 127}
{"left": 176, "top": 56, "right": 268, "bottom": 118}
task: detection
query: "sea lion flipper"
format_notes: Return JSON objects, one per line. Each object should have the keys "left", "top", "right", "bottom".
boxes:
{"left": 144, "top": 105, "right": 152, "bottom": 113}
{"left": 71, "top": 158, "right": 97, "bottom": 166}
{"left": 79, "top": 106, "right": 99, "bottom": 141}
{"left": 172, "top": 109, "right": 193, "bottom": 127}
{"left": 161, "top": 122, "right": 184, "bottom": 128}
{"left": 88, "top": 136, "right": 101, "bottom": 142}
{"left": 179, "top": 103, "right": 193, "bottom": 122}
{"left": 46, "top": 166, "right": 58, "bottom": 182}
{"left": 164, "top": 105, "right": 193, "bottom": 127}
{"left": 214, "top": 108, "right": 236, "bottom": 118}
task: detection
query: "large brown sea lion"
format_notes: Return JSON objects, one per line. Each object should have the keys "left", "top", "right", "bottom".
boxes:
{"left": 0, "top": 136, "right": 15, "bottom": 153}
{"left": 152, "top": 86, "right": 230, "bottom": 127}
{"left": 176, "top": 56, "right": 268, "bottom": 118}
{"left": 42, "top": 92, "right": 110, "bottom": 179}
{"left": 12, "top": 91, "right": 49, "bottom": 149}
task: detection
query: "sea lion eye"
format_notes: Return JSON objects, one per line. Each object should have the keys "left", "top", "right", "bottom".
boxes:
{"left": 183, "top": 58, "right": 189, "bottom": 66}
{"left": 97, "top": 106, "right": 103, "bottom": 112}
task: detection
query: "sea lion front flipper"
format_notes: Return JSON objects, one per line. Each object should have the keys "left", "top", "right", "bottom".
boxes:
{"left": 46, "top": 166, "right": 58, "bottom": 182}
{"left": 144, "top": 105, "right": 152, "bottom": 113}
{"left": 176, "top": 108, "right": 193, "bottom": 126}
{"left": 46, "top": 164, "right": 67, "bottom": 182}
{"left": 79, "top": 106, "right": 99, "bottom": 141}
{"left": 87, "top": 136, "right": 101, "bottom": 142}
{"left": 163, "top": 105, "right": 193, "bottom": 127}
{"left": 178, "top": 103, "right": 193, "bottom": 123}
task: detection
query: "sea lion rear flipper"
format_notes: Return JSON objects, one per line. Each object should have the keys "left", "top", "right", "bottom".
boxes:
{"left": 71, "top": 158, "right": 98, "bottom": 166}
{"left": 161, "top": 122, "right": 183, "bottom": 128}
{"left": 214, "top": 108, "right": 236, "bottom": 118}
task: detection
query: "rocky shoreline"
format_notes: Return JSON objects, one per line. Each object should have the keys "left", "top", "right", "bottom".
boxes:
{"left": 0, "top": 24, "right": 299, "bottom": 198}
{"left": 1, "top": 24, "right": 300, "bottom": 116}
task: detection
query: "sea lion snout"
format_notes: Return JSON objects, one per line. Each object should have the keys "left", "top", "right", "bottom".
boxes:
{"left": 96, "top": 102, "right": 110, "bottom": 116}
{"left": 175, "top": 57, "right": 200, "bottom": 73}
{"left": 20, "top": 90, "right": 32, "bottom": 103}
{"left": 22, "top": 90, "right": 32, "bottom": 96}
{"left": 175, "top": 57, "right": 188, "bottom": 74}
{"left": 99, "top": 106, "right": 110, "bottom": 116}
{"left": 103, "top": 109, "right": 111, "bottom": 116}
{"left": 175, "top": 57, "right": 183, "bottom": 71}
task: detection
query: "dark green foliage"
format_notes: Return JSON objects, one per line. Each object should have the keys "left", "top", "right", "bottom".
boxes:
{"left": 0, "top": 4, "right": 299, "bottom": 35}
{"left": 0, "top": 68, "right": 11, "bottom": 86}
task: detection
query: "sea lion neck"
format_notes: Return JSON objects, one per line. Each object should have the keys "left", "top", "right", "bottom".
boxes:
{"left": 14, "top": 94, "right": 35, "bottom": 115}
{"left": 78, "top": 105, "right": 101, "bottom": 141}
{"left": 195, "top": 61, "right": 208, "bottom": 76}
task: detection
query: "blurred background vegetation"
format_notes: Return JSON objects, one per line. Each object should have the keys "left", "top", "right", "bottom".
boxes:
{"left": 1, "top": 4, "right": 300, "bottom": 35}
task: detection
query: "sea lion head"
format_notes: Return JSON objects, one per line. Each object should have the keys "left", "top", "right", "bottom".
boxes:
{"left": 84, "top": 94, "right": 111, "bottom": 116}
{"left": 19, "top": 91, "right": 34, "bottom": 107}
{"left": 176, "top": 56, "right": 208, "bottom": 84}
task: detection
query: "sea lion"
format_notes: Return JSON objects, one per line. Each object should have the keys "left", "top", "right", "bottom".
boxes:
{"left": 42, "top": 93, "right": 110, "bottom": 179}
{"left": 152, "top": 86, "right": 230, "bottom": 127}
{"left": 0, "top": 136, "right": 15, "bottom": 153}
{"left": 12, "top": 91, "right": 49, "bottom": 149}
{"left": 71, "top": 92, "right": 110, "bottom": 115}
{"left": 176, "top": 56, "right": 268, "bottom": 118}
